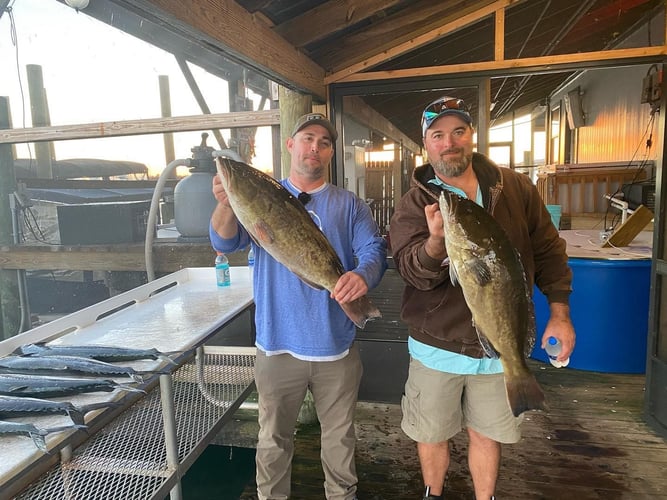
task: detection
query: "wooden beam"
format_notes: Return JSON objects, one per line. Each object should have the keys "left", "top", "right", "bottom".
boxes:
{"left": 327, "top": 45, "right": 667, "bottom": 83}
{"left": 342, "top": 96, "right": 421, "bottom": 154}
{"left": 494, "top": 6, "right": 504, "bottom": 61}
{"left": 0, "top": 109, "right": 280, "bottom": 145}
{"left": 274, "top": 0, "right": 403, "bottom": 48}
{"left": 0, "top": 243, "right": 248, "bottom": 272}
{"left": 325, "top": 0, "right": 511, "bottom": 82}
{"left": 139, "top": 0, "right": 326, "bottom": 99}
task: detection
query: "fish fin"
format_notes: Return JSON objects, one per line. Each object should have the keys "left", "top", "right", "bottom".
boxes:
{"left": 252, "top": 221, "right": 275, "bottom": 245}
{"left": 448, "top": 263, "right": 459, "bottom": 286}
{"left": 341, "top": 295, "right": 382, "bottom": 329}
{"left": 505, "top": 372, "right": 547, "bottom": 417}
{"left": 465, "top": 258, "right": 493, "bottom": 286}
{"left": 475, "top": 326, "right": 500, "bottom": 359}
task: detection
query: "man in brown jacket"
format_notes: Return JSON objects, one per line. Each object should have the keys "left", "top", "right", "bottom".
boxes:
{"left": 389, "top": 96, "right": 575, "bottom": 500}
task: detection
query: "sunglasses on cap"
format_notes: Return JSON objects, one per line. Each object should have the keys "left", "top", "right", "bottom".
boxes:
{"left": 421, "top": 97, "right": 472, "bottom": 137}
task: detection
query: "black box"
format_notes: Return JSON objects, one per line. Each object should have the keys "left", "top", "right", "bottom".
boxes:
{"left": 622, "top": 181, "right": 655, "bottom": 211}
{"left": 57, "top": 200, "right": 151, "bottom": 245}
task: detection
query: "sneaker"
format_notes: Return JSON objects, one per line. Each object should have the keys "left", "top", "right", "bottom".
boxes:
{"left": 422, "top": 487, "right": 443, "bottom": 500}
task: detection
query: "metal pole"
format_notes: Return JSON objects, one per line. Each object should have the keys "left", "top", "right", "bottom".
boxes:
{"left": 159, "top": 374, "right": 182, "bottom": 500}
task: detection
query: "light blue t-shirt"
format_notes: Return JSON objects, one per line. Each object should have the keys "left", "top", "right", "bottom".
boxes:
{"left": 409, "top": 179, "right": 503, "bottom": 375}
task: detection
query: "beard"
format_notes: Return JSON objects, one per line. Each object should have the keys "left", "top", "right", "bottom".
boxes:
{"left": 431, "top": 150, "right": 472, "bottom": 178}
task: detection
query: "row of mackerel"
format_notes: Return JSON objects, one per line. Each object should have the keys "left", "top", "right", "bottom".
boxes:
{"left": 0, "top": 344, "right": 177, "bottom": 451}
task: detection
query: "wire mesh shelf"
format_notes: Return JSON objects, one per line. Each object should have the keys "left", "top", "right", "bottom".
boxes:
{"left": 14, "top": 349, "right": 255, "bottom": 500}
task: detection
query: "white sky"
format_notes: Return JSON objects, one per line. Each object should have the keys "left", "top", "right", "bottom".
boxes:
{"left": 0, "top": 0, "right": 273, "bottom": 176}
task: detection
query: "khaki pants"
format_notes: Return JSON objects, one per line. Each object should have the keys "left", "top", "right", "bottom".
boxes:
{"left": 254, "top": 345, "right": 362, "bottom": 500}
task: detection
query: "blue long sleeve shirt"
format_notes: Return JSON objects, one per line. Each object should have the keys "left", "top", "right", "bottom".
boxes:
{"left": 210, "top": 180, "right": 387, "bottom": 361}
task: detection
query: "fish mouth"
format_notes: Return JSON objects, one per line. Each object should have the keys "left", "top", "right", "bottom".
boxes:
{"left": 440, "top": 189, "right": 459, "bottom": 214}
{"left": 215, "top": 157, "right": 232, "bottom": 189}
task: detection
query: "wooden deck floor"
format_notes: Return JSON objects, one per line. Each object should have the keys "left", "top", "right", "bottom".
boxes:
{"left": 219, "top": 360, "right": 666, "bottom": 500}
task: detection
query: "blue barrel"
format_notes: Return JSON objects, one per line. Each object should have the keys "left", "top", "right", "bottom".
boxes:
{"left": 530, "top": 257, "right": 651, "bottom": 373}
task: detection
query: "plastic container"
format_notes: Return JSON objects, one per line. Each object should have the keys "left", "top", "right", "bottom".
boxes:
{"left": 531, "top": 258, "right": 650, "bottom": 373}
{"left": 174, "top": 172, "right": 217, "bottom": 238}
{"left": 247, "top": 246, "right": 255, "bottom": 268}
{"left": 215, "top": 252, "right": 231, "bottom": 287}
{"left": 545, "top": 337, "right": 569, "bottom": 368}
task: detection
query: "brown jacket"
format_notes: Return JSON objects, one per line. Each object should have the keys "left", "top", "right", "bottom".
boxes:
{"left": 389, "top": 153, "right": 572, "bottom": 357}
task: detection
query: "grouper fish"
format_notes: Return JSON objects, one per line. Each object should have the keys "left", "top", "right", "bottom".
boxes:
{"left": 439, "top": 190, "right": 546, "bottom": 417}
{"left": 0, "top": 395, "right": 119, "bottom": 426}
{"left": 215, "top": 157, "right": 381, "bottom": 329}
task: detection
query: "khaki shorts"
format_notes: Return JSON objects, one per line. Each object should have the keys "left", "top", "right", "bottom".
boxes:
{"left": 400, "top": 357, "right": 522, "bottom": 444}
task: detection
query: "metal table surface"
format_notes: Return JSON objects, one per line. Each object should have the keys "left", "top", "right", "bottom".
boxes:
{"left": 0, "top": 267, "right": 255, "bottom": 499}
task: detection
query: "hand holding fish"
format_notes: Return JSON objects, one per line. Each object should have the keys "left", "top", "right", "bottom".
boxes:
{"left": 331, "top": 271, "right": 368, "bottom": 304}
{"left": 424, "top": 202, "right": 447, "bottom": 260}
{"left": 211, "top": 174, "right": 239, "bottom": 239}
{"left": 541, "top": 303, "right": 576, "bottom": 363}
{"left": 212, "top": 173, "right": 232, "bottom": 207}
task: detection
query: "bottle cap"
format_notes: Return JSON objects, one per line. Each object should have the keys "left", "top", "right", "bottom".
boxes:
{"left": 549, "top": 357, "right": 570, "bottom": 368}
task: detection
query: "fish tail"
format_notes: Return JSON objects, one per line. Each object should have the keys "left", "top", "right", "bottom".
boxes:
{"left": 340, "top": 295, "right": 382, "bottom": 329}
{"left": 67, "top": 409, "right": 86, "bottom": 426}
{"left": 79, "top": 401, "right": 121, "bottom": 417}
{"left": 29, "top": 433, "right": 48, "bottom": 452}
{"left": 116, "top": 383, "right": 146, "bottom": 394}
{"left": 505, "top": 372, "right": 547, "bottom": 417}
{"left": 158, "top": 354, "right": 179, "bottom": 366}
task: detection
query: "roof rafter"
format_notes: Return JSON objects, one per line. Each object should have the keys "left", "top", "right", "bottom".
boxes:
{"left": 275, "top": 0, "right": 403, "bottom": 48}
{"left": 324, "top": 0, "right": 514, "bottom": 81}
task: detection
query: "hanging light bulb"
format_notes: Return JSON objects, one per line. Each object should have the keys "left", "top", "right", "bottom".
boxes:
{"left": 65, "top": 0, "right": 90, "bottom": 11}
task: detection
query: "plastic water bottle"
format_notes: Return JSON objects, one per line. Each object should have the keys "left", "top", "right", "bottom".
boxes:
{"left": 247, "top": 246, "right": 255, "bottom": 268}
{"left": 545, "top": 337, "right": 569, "bottom": 368}
{"left": 215, "top": 252, "right": 231, "bottom": 287}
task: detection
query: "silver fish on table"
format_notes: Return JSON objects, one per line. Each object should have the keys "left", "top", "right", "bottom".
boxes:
{"left": 216, "top": 157, "right": 381, "bottom": 329}
{"left": 439, "top": 190, "right": 546, "bottom": 417}
{"left": 0, "top": 355, "right": 153, "bottom": 383}
{"left": 13, "top": 343, "right": 178, "bottom": 366}
{"left": 0, "top": 395, "right": 119, "bottom": 426}
{"left": 0, "top": 373, "right": 144, "bottom": 398}
{"left": 0, "top": 420, "right": 86, "bottom": 452}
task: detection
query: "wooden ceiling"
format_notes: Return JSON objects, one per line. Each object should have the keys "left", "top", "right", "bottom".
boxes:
{"left": 84, "top": 0, "right": 665, "bottom": 147}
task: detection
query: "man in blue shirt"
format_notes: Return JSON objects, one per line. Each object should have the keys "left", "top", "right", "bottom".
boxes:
{"left": 210, "top": 112, "right": 387, "bottom": 499}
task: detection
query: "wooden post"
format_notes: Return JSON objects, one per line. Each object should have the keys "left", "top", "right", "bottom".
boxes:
{"left": 26, "top": 64, "right": 53, "bottom": 179}
{"left": 278, "top": 86, "right": 311, "bottom": 179}
{"left": 159, "top": 75, "right": 176, "bottom": 168}
{"left": 0, "top": 97, "right": 21, "bottom": 339}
